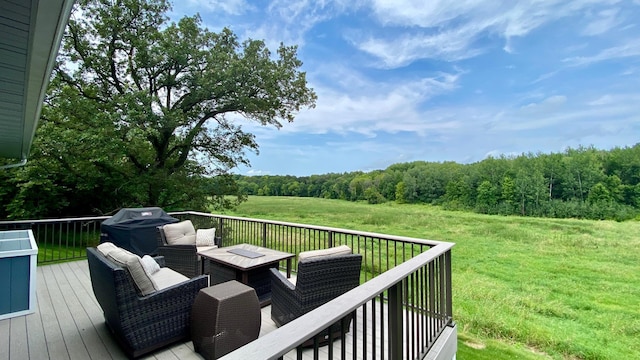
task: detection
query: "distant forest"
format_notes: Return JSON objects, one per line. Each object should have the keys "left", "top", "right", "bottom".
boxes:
{"left": 235, "top": 145, "right": 640, "bottom": 221}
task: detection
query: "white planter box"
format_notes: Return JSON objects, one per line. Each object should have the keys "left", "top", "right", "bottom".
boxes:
{"left": 0, "top": 230, "right": 38, "bottom": 320}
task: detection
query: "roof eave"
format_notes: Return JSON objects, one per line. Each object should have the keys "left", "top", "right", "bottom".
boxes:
{"left": 19, "top": 0, "right": 75, "bottom": 161}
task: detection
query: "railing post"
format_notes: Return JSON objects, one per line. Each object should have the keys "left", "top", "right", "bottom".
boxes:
{"left": 388, "top": 282, "right": 403, "bottom": 360}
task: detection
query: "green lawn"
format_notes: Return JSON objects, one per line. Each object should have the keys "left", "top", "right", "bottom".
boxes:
{"left": 224, "top": 196, "right": 640, "bottom": 360}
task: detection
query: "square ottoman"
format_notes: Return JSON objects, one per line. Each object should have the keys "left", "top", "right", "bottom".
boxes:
{"left": 191, "top": 280, "right": 261, "bottom": 359}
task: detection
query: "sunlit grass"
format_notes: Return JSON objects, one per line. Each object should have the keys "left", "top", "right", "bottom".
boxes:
{"left": 225, "top": 196, "right": 640, "bottom": 360}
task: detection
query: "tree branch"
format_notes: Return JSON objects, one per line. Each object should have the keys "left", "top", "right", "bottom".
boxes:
{"left": 128, "top": 47, "right": 142, "bottom": 91}
{"left": 108, "top": 32, "right": 125, "bottom": 94}
{"left": 55, "top": 66, "right": 107, "bottom": 103}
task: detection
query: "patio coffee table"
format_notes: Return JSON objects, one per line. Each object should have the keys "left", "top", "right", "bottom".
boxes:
{"left": 198, "top": 244, "right": 294, "bottom": 307}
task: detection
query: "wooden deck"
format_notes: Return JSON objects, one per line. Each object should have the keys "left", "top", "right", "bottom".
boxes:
{"left": 0, "top": 261, "right": 356, "bottom": 360}
{"left": 0, "top": 261, "right": 456, "bottom": 360}
{"left": 0, "top": 260, "right": 297, "bottom": 359}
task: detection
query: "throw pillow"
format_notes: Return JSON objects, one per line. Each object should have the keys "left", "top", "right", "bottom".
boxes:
{"left": 196, "top": 228, "right": 216, "bottom": 246}
{"left": 140, "top": 255, "right": 161, "bottom": 276}
{"left": 298, "top": 245, "right": 352, "bottom": 262}
{"left": 162, "top": 220, "right": 196, "bottom": 245}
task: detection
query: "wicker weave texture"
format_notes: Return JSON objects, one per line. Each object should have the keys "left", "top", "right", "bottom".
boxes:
{"left": 191, "top": 281, "right": 261, "bottom": 359}
{"left": 270, "top": 254, "right": 362, "bottom": 331}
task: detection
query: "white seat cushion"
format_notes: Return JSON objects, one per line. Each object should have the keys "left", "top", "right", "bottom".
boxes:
{"left": 162, "top": 220, "right": 196, "bottom": 245}
{"left": 151, "top": 268, "right": 189, "bottom": 290}
{"left": 196, "top": 228, "right": 216, "bottom": 246}
{"left": 298, "top": 245, "right": 352, "bottom": 262}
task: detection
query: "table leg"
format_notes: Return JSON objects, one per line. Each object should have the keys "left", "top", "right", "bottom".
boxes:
{"left": 241, "top": 271, "right": 249, "bottom": 284}
{"left": 286, "top": 258, "right": 292, "bottom": 278}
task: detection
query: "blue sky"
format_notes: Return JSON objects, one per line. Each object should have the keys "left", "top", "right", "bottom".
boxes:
{"left": 171, "top": 0, "right": 640, "bottom": 176}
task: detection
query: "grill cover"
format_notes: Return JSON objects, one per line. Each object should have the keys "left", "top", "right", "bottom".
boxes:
{"left": 100, "top": 207, "right": 178, "bottom": 256}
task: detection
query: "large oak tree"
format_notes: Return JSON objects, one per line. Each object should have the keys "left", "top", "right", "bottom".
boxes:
{"left": 4, "top": 0, "right": 316, "bottom": 218}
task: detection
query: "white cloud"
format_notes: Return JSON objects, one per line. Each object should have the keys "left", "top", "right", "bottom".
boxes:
{"left": 237, "top": 66, "right": 463, "bottom": 146}
{"left": 531, "top": 71, "right": 559, "bottom": 84}
{"left": 285, "top": 70, "right": 461, "bottom": 136}
{"left": 588, "top": 94, "right": 615, "bottom": 106}
{"left": 563, "top": 38, "right": 640, "bottom": 66}
{"left": 245, "top": 169, "right": 271, "bottom": 175}
{"left": 189, "top": 0, "right": 254, "bottom": 15}
{"left": 353, "top": 25, "right": 486, "bottom": 67}
{"left": 582, "top": 8, "right": 622, "bottom": 36}
{"left": 487, "top": 92, "right": 640, "bottom": 133}
{"left": 353, "top": 0, "right": 624, "bottom": 67}
{"left": 248, "top": 0, "right": 359, "bottom": 47}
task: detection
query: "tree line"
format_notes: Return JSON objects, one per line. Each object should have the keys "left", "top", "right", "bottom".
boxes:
{"left": 236, "top": 144, "right": 640, "bottom": 221}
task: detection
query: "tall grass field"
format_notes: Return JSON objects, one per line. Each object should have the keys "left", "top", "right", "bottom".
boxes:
{"left": 224, "top": 196, "right": 640, "bottom": 360}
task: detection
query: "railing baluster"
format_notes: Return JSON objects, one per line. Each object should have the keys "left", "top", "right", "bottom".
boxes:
{"left": 352, "top": 307, "right": 358, "bottom": 359}
{"left": 379, "top": 292, "right": 386, "bottom": 360}
{"left": 411, "top": 272, "right": 417, "bottom": 359}
{"left": 372, "top": 293, "right": 377, "bottom": 359}
{"left": 429, "top": 259, "right": 436, "bottom": 342}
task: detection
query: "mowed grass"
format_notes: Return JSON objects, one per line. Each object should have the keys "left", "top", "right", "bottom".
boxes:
{"left": 224, "top": 196, "right": 640, "bottom": 360}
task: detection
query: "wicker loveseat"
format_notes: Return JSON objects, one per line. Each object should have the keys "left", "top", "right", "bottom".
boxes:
{"left": 87, "top": 246, "right": 208, "bottom": 358}
{"left": 269, "top": 245, "right": 362, "bottom": 343}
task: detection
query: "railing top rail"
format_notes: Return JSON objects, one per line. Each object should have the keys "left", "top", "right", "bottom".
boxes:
{"left": 175, "top": 211, "right": 453, "bottom": 248}
{"left": 0, "top": 215, "right": 111, "bottom": 225}
{"left": 220, "top": 242, "right": 454, "bottom": 360}
{"left": 1, "top": 211, "right": 453, "bottom": 248}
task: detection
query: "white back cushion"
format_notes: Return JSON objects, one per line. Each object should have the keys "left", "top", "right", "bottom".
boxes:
{"left": 298, "top": 245, "right": 352, "bottom": 262}
{"left": 162, "top": 220, "right": 196, "bottom": 245}
{"left": 107, "top": 247, "right": 156, "bottom": 296}
{"left": 96, "top": 242, "right": 118, "bottom": 256}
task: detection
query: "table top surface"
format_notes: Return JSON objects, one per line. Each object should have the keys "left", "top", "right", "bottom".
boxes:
{"left": 197, "top": 243, "right": 294, "bottom": 271}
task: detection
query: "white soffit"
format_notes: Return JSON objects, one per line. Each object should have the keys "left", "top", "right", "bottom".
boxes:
{"left": 0, "top": 0, "right": 75, "bottom": 164}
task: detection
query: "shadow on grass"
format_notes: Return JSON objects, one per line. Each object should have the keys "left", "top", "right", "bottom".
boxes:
{"left": 457, "top": 334, "right": 551, "bottom": 360}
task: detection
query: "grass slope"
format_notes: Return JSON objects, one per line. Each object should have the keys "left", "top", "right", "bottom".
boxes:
{"left": 225, "top": 196, "right": 640, "bottom": 360}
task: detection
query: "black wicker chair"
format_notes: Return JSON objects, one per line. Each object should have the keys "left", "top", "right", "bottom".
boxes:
{"left": 87, "top": 247, "right": 208, "bottom": 358}
{"left": 270, "top": 253, "right": 362, "bottom": 343}
{"left": 156, "top": 224, "right": 221, "bottom": 278}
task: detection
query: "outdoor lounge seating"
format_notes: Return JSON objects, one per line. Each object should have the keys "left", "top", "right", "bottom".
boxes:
{"left": 86, "top": 245, "right": 208, "bottom": 358}
{"left": 269, "top": 245, "right": 362, "bottom": 343}
{"left": 156, "top": 220, "right": 221, "bottom": 278}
